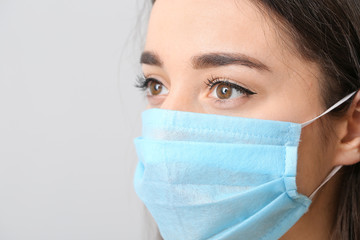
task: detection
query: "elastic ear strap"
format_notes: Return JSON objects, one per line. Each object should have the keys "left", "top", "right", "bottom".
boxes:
{"left": 309, "top": 165, "right": 342, "bottom": 200}
{"left": 301, "top": 92, "right": 356, "bottom": 128}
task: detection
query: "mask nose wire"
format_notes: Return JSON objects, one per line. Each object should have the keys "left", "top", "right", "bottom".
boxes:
{"left": 301, "top": 91, "right": 357, "bottom": 128}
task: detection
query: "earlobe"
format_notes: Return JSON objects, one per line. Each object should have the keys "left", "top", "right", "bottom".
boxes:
{"left": 334, "top": 92, "right": 360, "bottom": 166}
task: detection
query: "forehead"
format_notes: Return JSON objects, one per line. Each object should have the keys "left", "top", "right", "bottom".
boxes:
{"left": 146, "top": 0, "right": 279, "bottom": 64}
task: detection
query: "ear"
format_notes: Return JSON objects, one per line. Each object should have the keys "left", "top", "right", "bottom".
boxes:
{"left": 333, "top": 91, "right": 360, "bottom": 166}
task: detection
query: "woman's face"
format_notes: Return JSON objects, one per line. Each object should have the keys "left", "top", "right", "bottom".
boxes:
{"left": 141, "top": 0, "right": 340, "bottom": 235}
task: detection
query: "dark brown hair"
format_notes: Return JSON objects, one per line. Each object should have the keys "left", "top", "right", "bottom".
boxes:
{"left": 250, "top": 1, "right": 360, "bottom": 239}
{"left": 151, "top": 0, "right": 360, "bottom": 239}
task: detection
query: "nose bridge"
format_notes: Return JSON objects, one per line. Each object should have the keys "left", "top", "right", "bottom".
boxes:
{"left": 161, "top": 89, "right": 194, "bottom": 112}
{"left": 160, "top": 80, "right": 200, "bottom": 113}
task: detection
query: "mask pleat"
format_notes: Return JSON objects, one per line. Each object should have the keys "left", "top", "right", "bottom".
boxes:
{"left": 135, "top": 138, "right": 287, "bottom": 185}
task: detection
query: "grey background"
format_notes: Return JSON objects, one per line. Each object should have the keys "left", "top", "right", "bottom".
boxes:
{"left": 0, "top": 0, "right": 149, "bottom": 239}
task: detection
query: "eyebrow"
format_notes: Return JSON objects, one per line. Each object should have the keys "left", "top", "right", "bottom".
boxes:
{"left": 192, "top": 53, "right": 270, "bottom": 71}
{"left": 140, "top": 51, "right": 270, "bottom": 72}
{"left": 140, "top": 51, "right": 163, "bottom": 66}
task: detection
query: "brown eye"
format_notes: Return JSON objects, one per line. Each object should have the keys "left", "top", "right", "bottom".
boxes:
{"left": 216, "top": 83, "right": 233, "bottom": 99}
{"left": 149, "top": 81, "right": 162, "bottom": 95}
{"left": 207, "top": 78, "right": 256, "bottom": 101}
{"left": 147, "top": 80, "right": 169, "bottom": 96}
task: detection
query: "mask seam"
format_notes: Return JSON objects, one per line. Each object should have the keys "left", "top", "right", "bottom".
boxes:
{"left": 140, "top": 138, "right": 297, "bottom": 149}
{"left": 145, "top": 126, "right": 299, "bottom": 143}
{"left": 283, "top": 128, "right": 306, "bottom": 207}
{"left": 262, "top": 136, "right": 308, "bottom": 239}
{"left": 140, "top": 179, "right": 281, "bottom": 187}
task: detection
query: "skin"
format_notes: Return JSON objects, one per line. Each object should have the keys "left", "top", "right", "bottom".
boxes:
{"left": 140, "top": 0, "right": 360, "bottom": 238}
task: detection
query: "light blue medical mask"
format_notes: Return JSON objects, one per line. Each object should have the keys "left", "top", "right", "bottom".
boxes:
{"left": 134, "top": 92, "right": 355, "bottom": 240}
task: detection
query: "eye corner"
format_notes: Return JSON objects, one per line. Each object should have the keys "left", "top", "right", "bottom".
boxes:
{"left": 135, "top": 74, "right": 149, "bottom": 91}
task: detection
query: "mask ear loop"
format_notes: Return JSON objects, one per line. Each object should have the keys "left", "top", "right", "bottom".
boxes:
{"left": 301, "top": 92, "right": 356, "bottom": 128}
{"left": 302, "top": 91, "right": 357, "bottom": 200}
{"left": 308, "top": 165, "right": 342, "bottom": 200}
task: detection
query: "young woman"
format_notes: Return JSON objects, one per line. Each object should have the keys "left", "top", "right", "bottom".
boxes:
{"left": 134, "top": 0, "right": 360, "bottom": 239}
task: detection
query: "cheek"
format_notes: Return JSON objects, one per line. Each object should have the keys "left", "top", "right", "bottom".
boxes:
{"left": 295, "top": 122, "right": 336, "bottom": 196}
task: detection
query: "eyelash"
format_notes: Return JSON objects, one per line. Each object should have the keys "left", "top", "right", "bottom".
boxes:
{"left": 135, "top": 75, "right": 159, "bottom": 91}
{"left": 135, "top": 74, "right": 257, "bottom": 97}
{"left": 205, "top": 76, "right": 256, "bottom": 96}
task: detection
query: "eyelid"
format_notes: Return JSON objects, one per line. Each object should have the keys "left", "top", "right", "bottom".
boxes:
{"left": 135, "top": 74, "right": 167, "bottom": 91}
{"left": 145, "top": 74, "right": 170, "bottom": 87}
{"left": 135, "top": 74, "right": 171, "bottom": 101}
{"left": 205, "top": 76, "right": 256, "bottom": 95}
